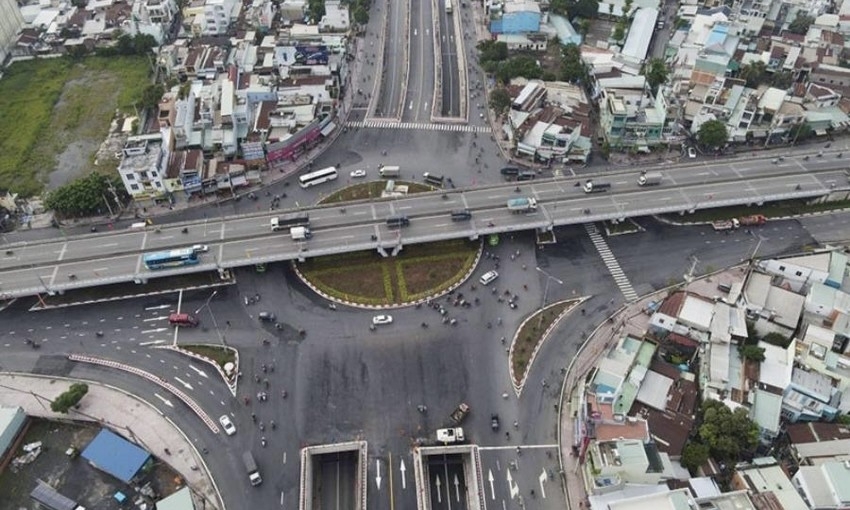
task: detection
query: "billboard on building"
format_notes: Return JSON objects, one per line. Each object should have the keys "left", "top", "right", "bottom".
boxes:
{"left": 294, "top": 45, "right": 329, "bottom": 65}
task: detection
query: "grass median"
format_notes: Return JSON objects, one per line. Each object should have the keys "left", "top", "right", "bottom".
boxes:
{"left": 512, "top": 300, "right": 576, "bottom": 386}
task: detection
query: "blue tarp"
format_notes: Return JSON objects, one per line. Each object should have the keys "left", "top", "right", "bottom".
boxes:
{"left": 81, "top": 429, "right": 150, "bottom": 483}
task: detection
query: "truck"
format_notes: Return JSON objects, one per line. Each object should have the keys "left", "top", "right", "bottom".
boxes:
{"left": 436, "top": 427, "right": 465, "bottom": 443}
{"left": 739, "top": 214, "right": 767, "bottom": 226}
{"left": 379, "top": 165, "right": 401, "bottom": 178}
{"left": 242, "top": 451, "right": 262, "bottom": 486}
{"left": 506, "top": 197, "right": 537, "bottom": 213}
{"left": 637, "top": 171, "right": 662, "bottom": 186}
{"left": 450, "top": 402, "right": 470, "bottom": 424}
{"left": 271, "top": 215, "right": 310, "bottom": 232}
{"left": 290, "top": 226, "right": 312, "bottom": 240}
{"left": 712, "top": 219, "right": 740, "bottom": 231}
{"left": 584, "top": 180, "right": 611, "bottom": 193}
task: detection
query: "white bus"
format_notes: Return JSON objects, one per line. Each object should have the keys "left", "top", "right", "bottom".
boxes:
{"left": 299, "top": 166, "right": 339, "bottom": 188}
{"left": 445, "top": 0, "right": 453, "bottom": 13}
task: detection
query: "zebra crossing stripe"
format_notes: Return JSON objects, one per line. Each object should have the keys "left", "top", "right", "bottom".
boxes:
{"left": 345, "top": 120, "right": 490, "bottom": 133}
{"left": 584, "top": 223, "right": 639, "bottom": 303}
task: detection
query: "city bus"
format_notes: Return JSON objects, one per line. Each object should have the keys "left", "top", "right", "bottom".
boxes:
{"left": 446, "top": 0, "right": 453, "bottom": 14}
{"left": 143, "top": 248, "right": 200, "bottom": 270}
{"left": 299, "top": 166, "right": 338, "bottom": 188}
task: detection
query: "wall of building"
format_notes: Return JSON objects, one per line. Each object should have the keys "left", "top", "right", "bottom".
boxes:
{"left": 0, "top": 0, "right": 25, "bottom": 65}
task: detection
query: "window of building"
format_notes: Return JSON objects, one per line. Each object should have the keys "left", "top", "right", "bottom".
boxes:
{"left": 151, "top": 171, "right": 158, "bottom": 177}
{"left": 779, "top": 265, "right": 786, "bottom": 271}
{"left": 130, "top": 184, "right": 139, "bottom": 190}
{"left": 127, "top": 174, "right": 135, "bottom": 180}
{"left": 795, "top": 271, "right": 802, "bottom": 277}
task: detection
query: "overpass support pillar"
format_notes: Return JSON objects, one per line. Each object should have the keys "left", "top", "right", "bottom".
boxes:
{"left": 390, "top": 244, "right": 404, "bottom": 257}
{"left": 376, "top": 246, "right": 389, "bottom": 257}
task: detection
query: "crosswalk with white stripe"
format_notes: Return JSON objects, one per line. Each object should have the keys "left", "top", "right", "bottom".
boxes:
{"left": 346, "top": 120, "right": 491, "bottom": 133}
{"left": 585, "top": 223, "right": 639, "bottom": 302}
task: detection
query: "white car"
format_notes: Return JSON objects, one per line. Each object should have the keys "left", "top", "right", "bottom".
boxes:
{"left": 479, "top": 270, "right": 499, "bottom": 286}
{"left": 687, "top": 147, "right": 697, "bottom": 159}
{"left": 350, "top": 169, "right": 367, "bottom": 178}
{"left": 219, "top": 415, "right": 236, "bottom": 436}
{"left": 192, "top": 244, "right": 209, "bottom": 253}
{"left": 372, "top": 314, "right": 393, "bottom": 325}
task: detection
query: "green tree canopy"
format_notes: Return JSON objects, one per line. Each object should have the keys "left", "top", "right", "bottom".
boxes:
{"left": 306, "top": 0, "right": 326, "bottom": 22}
{"left": 139, "top": 83, "right": 166, "bottom": 111}
{"left": 353, "top": 5, "right": 369, "bottom": 24}
{"left": 697, "top": 119, "right": 729, "bottom": 149}
{"left": 738, "top": 61, "right": 767, "bottom": 88}
{"left": 495, "top": 56, "right": 542, "bottom": 84}
{"left": 559, "top": 43, "right": 588, "bottom": 83}
{"left": 478, "top": 40, "right": 509, "bottom": 64}
{"left": 787, "top": 14, "right": 814, "bottom": 35}
{"left": 740, "top": 344, "right": 766, "bottom": 362}
{"left": 698, "top": 400, "right": 759, "bottom": 461}
{"left": 45, "top": 173, "right": 126, "bottom": 218}
{"left": 51, "top": 383, "right": 89, "bottom": 413}
{"left": 566, "top": 0, "right": 600, "bottom": 21}
{"left": 762, "top": 332, "right": 790, "bottom": 347}
{"left": 489, "top": 87, "right": 512, "bottom": 115}
{"left": 644, "top": 59, "right": 668, "bottom": 94}
{"left": 681, "top": 441, "right": 710, "bottom": 472}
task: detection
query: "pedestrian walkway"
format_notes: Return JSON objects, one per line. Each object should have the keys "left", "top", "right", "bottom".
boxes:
{"left": 584, "top": 223, "right": 639, "bottom": 302}
{"left": 346, "top": 120, "right": 491, "bottom": 133}
{"left": 0, "top": 373, "right": 221, "bottom": 509}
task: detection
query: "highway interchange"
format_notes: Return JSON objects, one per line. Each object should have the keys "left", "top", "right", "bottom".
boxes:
{"left": 4, "top": 0, "right": 850, "bottom": 509}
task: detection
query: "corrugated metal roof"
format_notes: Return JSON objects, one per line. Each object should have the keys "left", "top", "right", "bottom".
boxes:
{"left": 81, "top": 429, "right": 150, "bottom": 483}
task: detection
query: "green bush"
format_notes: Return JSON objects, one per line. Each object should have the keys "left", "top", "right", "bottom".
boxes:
{"left": 50, "top": 383, "right": 89, "bottom": 413}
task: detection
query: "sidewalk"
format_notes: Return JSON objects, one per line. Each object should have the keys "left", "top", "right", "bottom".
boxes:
{"left": 0, "top": 373, "right": 221, "bottom": 509}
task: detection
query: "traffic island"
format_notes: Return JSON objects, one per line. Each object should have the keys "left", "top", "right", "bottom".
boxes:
{"left": 509, "top": 299, "right": 581, "bottom": 392}
{"left": 296, "top": 239, "right": 481, "bottom": 307}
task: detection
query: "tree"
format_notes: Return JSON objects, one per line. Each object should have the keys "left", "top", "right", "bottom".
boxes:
{"left": 45, "top": 173, "right": 126, "bottom": 218}
{"left": 51, "top": 383, "right": 89, "bottom": 413}
{"left": 489, "top": 87, "right": 512, "bottom": 115}
{"left": 739, "top": 344, "right": 766, "bottom": 363}
{"left": 698, "top": 400, "right": 759, "bottom": 461}
{"left": 550, "top": 0, "right": 570, "bottom": 15}
{"left": 623, "top": 0, "right": 633, "bottom": 17}
{"left": 560, "top": 43, "right": 588, "bottom": 83}
{"left": 762, "top": 332, "right": 790, "bottom": 347}
{"left": 577, "top": 19, "right": 591, "bottom": 37}
{"left": 478, "top": 40, "right": 509, "bottom": 64}
{"left": 306, "top": 0, "right": 326, "bottom": 22}
{"left": 644, "top": 58, "right": 668, "bottom": 94}
{"left": 139, "top": 84, "right": 165, "bottom": 111}
{"left": 681, "top": 441, "right": 710, "bottom": 472}
{"left": 739, "top": 61, "right": 767, "bottom": 88}
{"left": 353, "top": 5, "right": 369, "bottom": 25}
{"left": 787, "top": 13, "right": 814, "bottom": 35}
{"left": 612, "top": 24, "right": 625, "bottom": 43}
{"left": 495, "top": 56, "right": 542, "bottom": 84}
{"left": 770, "top": 70, "right": 793, "bottom": 89}
{"left": 697, "top": 119, "right": 728, "bottom": 149}
{"left": 566, "top": 0, "right": 599, "bottom": 21}
{"left": 789, "top": 123, "right": 813, "bottom": 143}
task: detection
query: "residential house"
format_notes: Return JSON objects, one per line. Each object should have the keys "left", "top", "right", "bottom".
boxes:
{"left": 117, "top": 132, "right": 171, "bottom": 199}
{"left": 792, "top": 461, "right": 850, "bottom": 510}
{"left": 730, "top": 457, "right": 809, "bottom": 510}
{"left": 319, "top": 0, "right": 349, "bottom": 32}
{"left": 201, "top": 0, "right": 237, "bottom": 36}
{"left": 597, "top": 76, "right": 669, "bottom": 151}
{"left": 750, "top": 341, "right": 794, "bottom": 443}
{"left": 489, "top": 0, "right": 541, "bottom": 35}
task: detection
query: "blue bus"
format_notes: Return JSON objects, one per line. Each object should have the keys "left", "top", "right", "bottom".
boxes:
{"left": 143, "top": 248, "right": 199, "bottom": 270}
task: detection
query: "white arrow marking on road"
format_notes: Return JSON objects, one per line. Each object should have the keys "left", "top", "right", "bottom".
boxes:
{"left": 143, "top": 316, "right": 168, "bottom": 322}
{"left": 488, "top": 469, "right": 495, "bottom": 500}
{"left": 139, "top": 340, "right": 166, "bottom": 346}
{"left": 435, "top": 475, "right": 442, "bottom": 503}
{"left": 539, "top": 470, "right": 548, "bottom": 499}
{"left": 174, "top": 377, "right": 193, "bottom": 390}
{"left": 400, "top": 458, "right": 407, "bottom": 489}
{"left": 507, "top": 469, "right": 519, "bottom": 498}
{"left": 141, "top": 328, "right": 168, "bottom": 334}
{"left": 376, "top": 459, "right": 382, "bottom": 489}
{"left": 454, "top": 474, "right": 461, "bottom": 502}
{"left": 145, "top": 304, "right": 172, "bottom": 310}
{"left": 154, "top": 393, "right": 173, "bottom": 408}
{"left": 188, "top": 365, "right": 208, "bottom": 378}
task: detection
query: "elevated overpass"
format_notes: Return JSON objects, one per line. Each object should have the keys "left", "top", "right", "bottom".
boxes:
{"left": 1, "top": 156, "right": 848, "bottom": 299}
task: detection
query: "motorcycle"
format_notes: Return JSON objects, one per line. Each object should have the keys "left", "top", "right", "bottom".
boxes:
{"left": 261, "top": 437, "right": 267, "bottom": 448}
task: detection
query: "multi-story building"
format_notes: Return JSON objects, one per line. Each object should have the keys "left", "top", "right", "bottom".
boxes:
{"left": 0, "top": 0, "right": 24, "bottom": 65}
{"left": 117, "top": 132, "right": 171, "bottom": 199}
{"left": 597, "top": 76, "right": 669, "bottom": 151}
{"left": 202, "top": 0, "right": 237, "bottom": 36}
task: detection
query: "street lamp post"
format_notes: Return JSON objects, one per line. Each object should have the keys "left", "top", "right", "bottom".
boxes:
{"left": 195, "top": 290, "right": 225, "bottom": 345}
{"left": 535, "top": 267, "right": 564, "bottom": 327}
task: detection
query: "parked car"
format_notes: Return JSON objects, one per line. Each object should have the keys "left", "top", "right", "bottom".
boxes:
{"left": 350, "top": 169, "right": 367, "bottom": 178}
{"left": 258, "top": 311, "right": 277, "bottom": 322}
{"left": 372, "top": 314, "right": 393, "bottom": 325}
{"left": 687, "top": 147, "right": 697, "bottom": 159}
{"left": 219, "top": 415, "right": 236, "bottom": 436}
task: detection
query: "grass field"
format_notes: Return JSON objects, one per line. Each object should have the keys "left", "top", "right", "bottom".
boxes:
{"left": 0, "top": 56, "right": 150, "bottom": 195}
{"left": 299, "top": 239, "right": 480, "bottom": 305}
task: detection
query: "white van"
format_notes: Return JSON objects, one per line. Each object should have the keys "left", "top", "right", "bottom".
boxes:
{"left": 479, "top": 270, "right": 499, "bottom": 286}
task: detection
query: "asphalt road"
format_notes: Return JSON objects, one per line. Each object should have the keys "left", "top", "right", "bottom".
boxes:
{"left": 439, "top": 5, "right": 461, "bottom": 117}
{"left": 0, "top": 209, "right": 827, "bottom": 510}
{"left": 374, "top": 0, "right": 408, "bottom": 119}
{"left": 402, "top": 0, "right": 437, "bottom": 123}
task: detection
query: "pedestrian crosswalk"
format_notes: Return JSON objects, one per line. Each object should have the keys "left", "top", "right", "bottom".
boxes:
{"left": 346, "top": 120, "right": 491, "bottom": 133}
{"left": 585, "top": 223, "right": 639, "bottom": 302}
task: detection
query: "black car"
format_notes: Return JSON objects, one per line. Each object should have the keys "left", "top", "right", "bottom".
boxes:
{"left": 258, "top": 311, "right": 277, "bottom": 322}
{"left": 491, "top": 414, "right": 500, "bottom": 430}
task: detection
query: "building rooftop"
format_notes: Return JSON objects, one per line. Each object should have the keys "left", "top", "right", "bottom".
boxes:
{"left": 786, "top": 421, "right": 850, "bottom": 444}
{"left": 608, "top": 487, "right": 694, "bottom": 510}
{"left": 735, "top": 459, "right": 809, "bottom": 510}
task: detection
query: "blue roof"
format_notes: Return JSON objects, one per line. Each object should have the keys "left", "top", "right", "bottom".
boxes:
{"left": 81, "top": 429, "right": 150, "bottom": 483}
